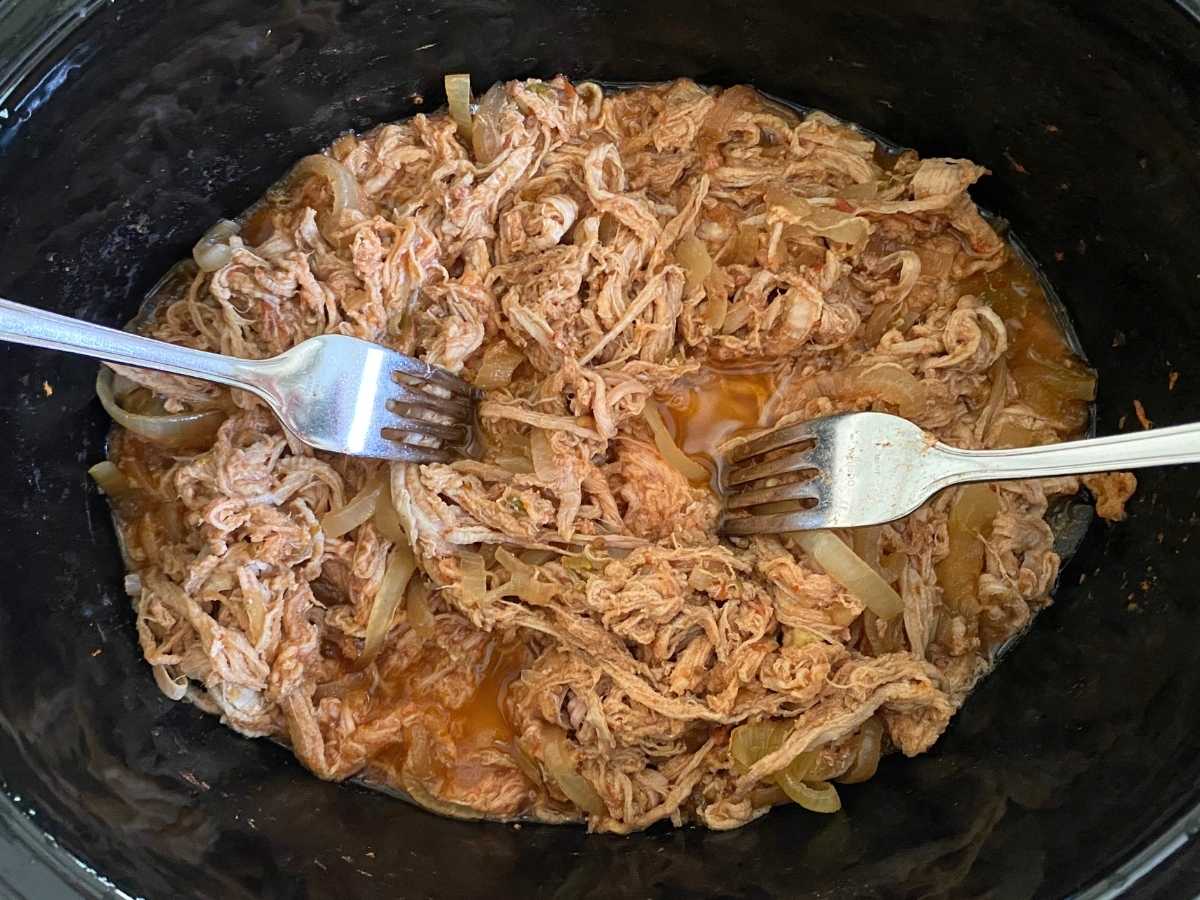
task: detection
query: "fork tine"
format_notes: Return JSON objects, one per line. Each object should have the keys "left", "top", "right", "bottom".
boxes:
{"left": 725, "top": 479, "right": 822, "bottom": 510}
{"left": 724, "top": 446, "right": 819, "bottom": 487}
{"left": 721, "top": 506, "right": 828, "bottom": 535}
{"left": 726, "top": 421, "right": 817, "bottom": 464}
{"left": 390, "top": 357, "right": 478, "bottom": 399}
{"left": 380, "top": 441, "right": 457, "bottom": 464}
{"left": 384, "top": 409, "right": 469, "bottom": 442}
{"left": 392, "top": 381, "right": 472, "bottom": 417}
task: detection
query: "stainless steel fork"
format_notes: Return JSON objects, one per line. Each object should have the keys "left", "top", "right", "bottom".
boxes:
{"left": 0, "top": 298, "right": 479, "bottom": 463}
{"left": 721, "top": 410, "right": 1200, "bottom": 534}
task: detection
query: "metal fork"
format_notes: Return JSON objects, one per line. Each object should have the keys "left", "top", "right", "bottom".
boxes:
{"left": 721, "top": 410, "right": 1200, "bottom": 534}
{"left": 0, "top": 298, "right": 479, "bottom": 463}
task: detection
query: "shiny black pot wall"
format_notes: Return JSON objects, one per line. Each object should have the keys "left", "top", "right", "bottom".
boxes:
{"left": 1, "top": 1, "right": 1199, "bottom": 897}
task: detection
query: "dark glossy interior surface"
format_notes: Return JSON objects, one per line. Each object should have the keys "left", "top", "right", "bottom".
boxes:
{"left": 2, "top": 1, "right": 1200, "bottom": 897}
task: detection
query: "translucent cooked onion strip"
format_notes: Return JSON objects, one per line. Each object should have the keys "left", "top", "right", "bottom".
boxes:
{"left": 542, "top": 726, "right": 606, "bottom": 816}
{"left": 936, "top": 484, "right": 1000, "bottom": 610}
{"left": 675, "top": 234, "right": 713, "bottom": 294}
{"left": 642, "top": 403, "right": 708, "bottom": 482}
{"left": 782, "top": 363, "right": 928, "bottom": 421}
{"left": 473, "top": 340, "right": 525, "bottom": 390}
{"left": 88, "top": 460, "right": 134, "bottom": 499}
{"left": 459, "top": 551, "right": 489, "bottom": 606}
{"left": 793, "top": 530, "right": 904, "bottom": 620}
{"left": 529, "top": 428, "right": 556, "bottom": 481}
{"left": 192, "top": 219, "right": 239, "bottom": 272}
{"left": 492, "top": 547, "right": 558, "bottom": 604}
{"left": 406, "top": 578, "right": 435, "bottom": 639}
{"left": 372, "top": 472, "right": 409, "bottom": 544}
{"left": 776, "top": 776, "right": 841, "bottom": 813}
{"left": 96, "top": 367, "right": 224, "bottom": 447}
{"left": 766, "top": 185, "right": 870, "bottom": 248}
{"left": 495, "top": 454, "right": 535, "bottom": 475}
{"left": 153, "top": 664, "right": 188, "bottom": 701}
{"left": 730, "top": 721, "right": 786, "bottom": 772}
{"left": 359, "top": 541, "right": 416, "bottom": 666}
{"left": 291, "top": 153, "right": 362, "bottom": 237}
{"left": 401, "top": 774, "right": 489, "bottom": 821}
{"left": 729, "top": 720, "right": 842, "bottom": 814}
{"left": 445, "top": 73, "right": 473, "bottom": 138}
{"left": 321, "top": 475, "right": 384, "bottom": 538}
{"left": 839, "top": 717, "right": 884, "bottom": 784}
{"left": 727, "top": 224, "right": 759, "bottom": 266}
{"left": 471, "top": 82, "right": 507, "bottom": 163}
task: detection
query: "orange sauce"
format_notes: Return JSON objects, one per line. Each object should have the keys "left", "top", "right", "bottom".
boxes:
{"left": 963, "top": 254, "right": 1094, "bottom": 438}
{"left": 448, "top": 642, "right": 524, "bottom": 746}
{"left": 663, "top": 368, "right": 777, "bottom": 465}
{"left": 362, "top": 639, "right": 527, "bottom": 793}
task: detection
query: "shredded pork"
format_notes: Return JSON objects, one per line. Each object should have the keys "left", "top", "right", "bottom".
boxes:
{"left": 103, "top": 77, "right": 1133, "bottom": 833}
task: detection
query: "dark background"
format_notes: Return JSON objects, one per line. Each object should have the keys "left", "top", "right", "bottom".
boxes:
{"left": 2, "top": 0, "right": 1200, "bottom": 897}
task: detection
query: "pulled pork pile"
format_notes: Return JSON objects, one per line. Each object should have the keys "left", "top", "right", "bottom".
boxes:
{"left": 101, "top": 77, "right": 1135, "bottom": 833}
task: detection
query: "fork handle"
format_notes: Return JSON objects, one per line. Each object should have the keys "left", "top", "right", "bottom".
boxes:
{"left": 0, "top": 298, "right": 265, "bottom": 392}
{"left": 932, "top": 421, "right": 1200, "bottom": 488}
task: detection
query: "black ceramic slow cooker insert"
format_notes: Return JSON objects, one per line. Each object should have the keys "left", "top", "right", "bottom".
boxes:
{"left": 2, "top": 1, "right": 1200, "bottom": 897}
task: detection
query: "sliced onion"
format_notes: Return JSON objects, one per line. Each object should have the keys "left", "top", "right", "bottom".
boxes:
{"left": 783, "top": 626, "right": 820, "bottom": 648}
{"left": 291, "top": 153, "right": 362, "bottom": 238}
{"left": 512, "top": 742, "right": 545, "bottom": 788}
{"left": 459, "top": 551, "right": 488, "bottom": 606}
{"left": 730, "top": 720, "right": 787, "bottom": 772}
{"left": 471, "top": 82, "right": 508, "bottom": 163}
{"left": 793, "top": 530, "right": 904, "bottom": 620}
{"left": 730, "top": 720, "right": 841, "bottom": 812}
{"left": 976, "top": 356, "right": 1008, "bottom": 437}
{"left": 776, "top": 776, "right": 841, "bottom": 813}
{"left": 88, "top": 460, "right": 134, "bottom": 499}
{"left": 642, "top": 403, "right": 708, "bottom": 482}
{"left": 705, "top": 287, "right": 729, "bottom": 331}
{"left": 853, "top": 364, "right": 927, "bottom": 418}
{"left": 359, "top": 541, "right": 416, "bottom": 666}
{"left": 1014, "top": 358, "right": 1097, "bottom": 402}
{"left": 675, "top": 234, "right": 713, "bottom": 294}
{"left": 697, "top": 85, "right": 755, "bottom": 155}
{"left": 445, "top": 73, "right": 473, "bottom": 138}
{"left": 992, "top": 418, "right": 1055, "bottom": 449}
{"left": 192, "top": 219, "right": 239, "bottom": 272}
{"left": 839, "top": 717, "right": 884, "bottom": 784}
{"left": 96, "top": 367, "right": 224, "bottom": 447}
{"left": 541, "top": 726, "right": 606, "bottom": 816}
{"left": 495, "top": 454, "right": 535, "bottom": 475}
{"left": 878, "top": 552, "right": 905, "bottom": 585}
{"left": 529, "top": 429, "right": 556, "bottom": 481}
{"left": 863, "top": 298, "right": 905, "bottom": 345}
{"left": 492, "top": 548, "right": 557, "bottom": 604}
{"left": 728, "top": 224, "right": 760, "bottom": 266}
{"left": 850, "top": 526, "right": 883, "bottom": 577}
{"left": 153, "top": 664, "right": 189, "bottom": 701}
{"left": 935, "top": 484, "right": 999, "bottom": 611}
{"left": 401, "top": 774, "right": 489, "bottom": 821}
{"left": 788, "top": 363, "right": 928, "bottom": 421}
{"left": 473, "top": 341, "right": 525, "bottom": 390}
{"left": 766, "top": 186, "right": 869, "bottom": 247}
{"left": 321, "top": 475, "right": 384, "bottom": 538}
{"left": 406, "top": 578, "right": 436, "bottom": 639}
{"left": 372, "top": 473, "right": 409, "bottom": 544}
{"left": 948, "top": 483, "right": 999, "bottom": 536}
